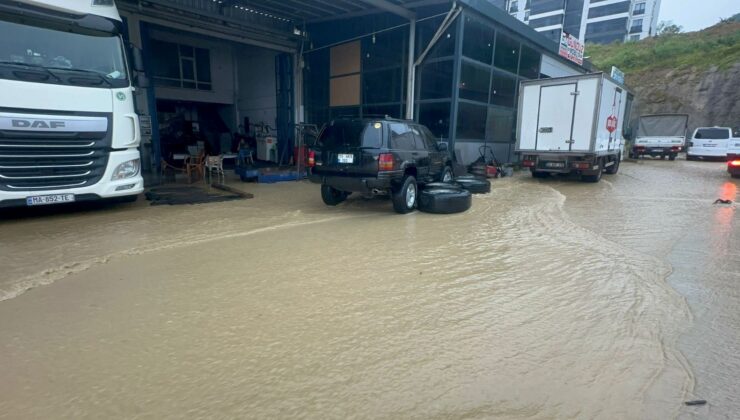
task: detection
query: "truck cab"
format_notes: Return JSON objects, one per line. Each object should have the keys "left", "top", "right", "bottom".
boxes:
{"left": 0, "top": 0, "right": 143, "bottom": 208}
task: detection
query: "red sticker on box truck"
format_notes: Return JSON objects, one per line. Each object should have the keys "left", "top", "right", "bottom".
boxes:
{"left": 606, "top": 115, "right": 618, "bottom": 133}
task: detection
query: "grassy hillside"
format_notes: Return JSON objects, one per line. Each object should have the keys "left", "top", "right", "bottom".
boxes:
{"left": 586, "top": 21, "right": 740, "bottom": 74}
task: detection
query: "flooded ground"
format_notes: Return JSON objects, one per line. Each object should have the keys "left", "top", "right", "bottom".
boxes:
{"left": 0, "top": 159, "right": 737, "bottom": 419}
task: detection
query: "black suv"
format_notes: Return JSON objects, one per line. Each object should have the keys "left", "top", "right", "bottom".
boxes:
{"left": 308, "top": 117, "right": 453, "bottom": 213}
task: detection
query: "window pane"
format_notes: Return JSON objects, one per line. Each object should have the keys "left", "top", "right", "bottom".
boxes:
{"left": 456, "top": 102, "right": 487, "bottom": 139}
{"left": 363, "top": 68, "right": 402, "bottom": 104}
{"left": 195, "top": 48, "right": 211, "bottom": 82}
{"left": 179, "top": 45, "right": 194, "bottom": 58}
{"left": 150, "top": 40, "right": 180, "bottom": 79}
{"left": 418, "top": 102, "right": 451, "bottom": 139}
{"left": 417, "top": 17, "right": 456, "bottom": 60}
{"left": 518, "top": 45, "right": 540, "bottom": 79}
{"left": 494, "top": 33, "right": 520, "bottom": 74}
{"left": 181, "top": 59, "right": 194, "bottom": 80}
{"left": 462, "top": 17, "right": 494, "bottom": 64}
{"left": 490, "top": 72, "right": 517, "bottom": 107}
{"left": 459, "top": 62, "right": 490, "bottom": 103}
{"left": 363, "top": 29, "right": 405, "bottom": 70}
{"left": 182, "top": 81, "right": 196, "bottom": 89}
{"left": 390, "top": 123, "right": 416, "bottom": 149}
{"left": 486, "top": 107, "right": 515, "bottom": 143}
{"left": 419, "top": 60, "right": 453, "bottom": 100}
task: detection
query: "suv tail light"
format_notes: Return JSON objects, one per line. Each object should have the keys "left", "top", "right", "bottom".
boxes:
{"left": 729, "top": 160, "right": 740, "bottom": 167}
{"left": 378, "top": 153, "right": 395, "bottom": 171}
{"left": 307, "top": 150, "right": 315, "bottom": 167}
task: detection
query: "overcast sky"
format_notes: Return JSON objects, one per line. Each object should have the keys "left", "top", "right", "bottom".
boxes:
{"left": 659, "top": 0, "right": 740, "bottom": 32}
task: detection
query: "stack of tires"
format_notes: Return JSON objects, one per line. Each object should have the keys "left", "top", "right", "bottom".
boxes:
{"left": 418, "top": 176, "right": 491, "bottom": 214}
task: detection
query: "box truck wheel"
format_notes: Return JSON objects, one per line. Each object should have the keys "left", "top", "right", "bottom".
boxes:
{"left": 605, "top": 154, "right": 620, "bottom": 175}
{"left": 669, "top": 154, "right": 677, "bottom": 161}
{"left": 581, "top": 159, "right": 603, "bottom": 183}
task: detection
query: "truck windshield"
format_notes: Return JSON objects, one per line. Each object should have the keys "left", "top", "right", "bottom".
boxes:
{"left": 318, "top": 121, "right": 382, "bottom": 149}
{"left": 0, "top": 19, "right": 128, "bottom": 88}
{"left": 695, "top": 128, "right": 729, "bottom": 139}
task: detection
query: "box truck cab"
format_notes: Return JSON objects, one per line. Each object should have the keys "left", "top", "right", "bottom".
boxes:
{"left": 0, "top": 0, "right": 143, "bottom": 208}
{"left": 515, "top": 73, "right": 633, "bottom": 183}
{"left": 687, "top": 127, "right": 732, "bottom": 160}
{"left": 630, "top": 114, "right": 689, "bottom": 161}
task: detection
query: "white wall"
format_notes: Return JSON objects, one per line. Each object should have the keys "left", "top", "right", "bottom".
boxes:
{"left": 234, "top": 44, "right": 279, "bottom": 130}
{"left": 540, "top": 55, "right": 582, "bottom": 78}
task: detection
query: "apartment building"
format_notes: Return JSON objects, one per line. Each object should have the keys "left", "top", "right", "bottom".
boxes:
{"left": 503, "top": 0, "right": 661, "bottom": 44}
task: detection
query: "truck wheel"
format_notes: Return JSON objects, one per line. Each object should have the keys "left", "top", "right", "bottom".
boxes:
{"left": 321, "top": 185, "right": 347, "bottom": 206}
{"left": 669, "top": 154, "right": 677, "bottom": 161}
{"left": 392, "top": 175, "right": 417, "bottom": 214}
{"left": 605, "top": 154, "right": 621, "bottom": 174}
{"left": 454, "top": 177, "right": 491, "bottom": 194}
{"left": 581, "top": 159, "right": 603, "bottom": 183}
{"left": 418, "top": 188, "right": 472, "bottom": 214}
{"left": 439, "top": 166, "right": 454, "bottom": 183}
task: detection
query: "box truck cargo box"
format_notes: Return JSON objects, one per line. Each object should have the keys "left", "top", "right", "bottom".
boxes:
{"left": 515, "top": 73, "right": 633, "bottom": 182}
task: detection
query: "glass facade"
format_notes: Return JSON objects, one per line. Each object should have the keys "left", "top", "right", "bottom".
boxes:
{"left": 302, "top": 7, "right": 569, "bottom": 163}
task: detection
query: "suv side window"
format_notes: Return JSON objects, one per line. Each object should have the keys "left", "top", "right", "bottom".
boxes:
{"left": 418, "top": 126, "right": 439, "bottom": 151}
{"left": 390, "top": 123, "right": 417, "bottom": 150}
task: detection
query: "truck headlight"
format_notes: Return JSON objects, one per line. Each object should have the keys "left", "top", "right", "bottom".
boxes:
{"left": 111, "top": 159, "right": 140, "bottom": 180}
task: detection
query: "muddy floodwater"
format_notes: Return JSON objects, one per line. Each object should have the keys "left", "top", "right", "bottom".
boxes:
{"left": 0, "top": 160, "right": 737, "bottom": 419}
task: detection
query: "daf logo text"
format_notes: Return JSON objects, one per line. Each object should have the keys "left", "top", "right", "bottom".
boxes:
{"left": 11, "top": 119, "right": 66, "bottom": 129}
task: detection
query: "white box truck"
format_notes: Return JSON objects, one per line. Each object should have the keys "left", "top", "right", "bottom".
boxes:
{"left": 630, "top": 114, "right": 689, "bottom": 160}
{"left": 515, "top": 73, "right": 633, "bottom": 182}
{"left": 0, "top": 0, "right": 144, "bottom": 208}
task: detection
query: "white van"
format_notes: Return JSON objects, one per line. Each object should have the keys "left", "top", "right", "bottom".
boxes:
{"left": 687, "top": 127, "right": 732, "bottom": 160}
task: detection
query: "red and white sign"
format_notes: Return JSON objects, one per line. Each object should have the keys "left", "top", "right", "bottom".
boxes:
{"left": 558, "top": 32, "right": 584, "bottom": 66}
{"left": 606, "top": 115, "right": 618, "bottom": 133}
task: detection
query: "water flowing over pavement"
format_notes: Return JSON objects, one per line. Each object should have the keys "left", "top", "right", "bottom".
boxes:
{"left": 0, "top": 160, "right": 737, "bottom": 419}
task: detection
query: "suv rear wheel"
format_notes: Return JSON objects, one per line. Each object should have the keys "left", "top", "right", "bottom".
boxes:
{"left": 321, "top": 185, "right": 348, "bottom": 206}
{"left": 392, "top": 175, "right": 417, "bottom": 214}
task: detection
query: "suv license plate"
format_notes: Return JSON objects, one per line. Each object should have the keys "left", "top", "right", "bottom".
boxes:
{"left": 337, "top": 153, "right": 354, "bottom": 164}
{"left": 26, "top": 194, "right": 75, "bottom": 206}
{"left": 545, "top": 162, "right": 565, "bottom": 168}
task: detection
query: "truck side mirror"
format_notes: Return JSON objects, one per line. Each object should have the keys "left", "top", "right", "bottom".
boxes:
{"left": 131, "top": 47, "right": 146, "bottom": 73}
{"left": 135, "top": 73, "right": 150, "bottom": 89}
{"left": 623, "top": 127, "right": 633, "bottom": 141}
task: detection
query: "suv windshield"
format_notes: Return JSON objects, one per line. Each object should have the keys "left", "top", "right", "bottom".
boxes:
{"left": 695, "top": 128, "right": 729, "bottom": 139}
{"left": 318, "top": 120, "right": 383, "bottom": 149}
{"left": 0, "top": 19, "right": 128, "bottom": 88}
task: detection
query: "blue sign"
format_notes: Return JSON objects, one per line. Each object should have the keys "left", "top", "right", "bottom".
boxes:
{"left": 611, "top": 66, "right": 625, "bottom": 85}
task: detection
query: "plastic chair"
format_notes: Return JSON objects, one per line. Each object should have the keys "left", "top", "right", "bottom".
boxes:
{"left": 184, "top": 151, "right": 206, "bottom": 183}
{"left": 205, "top": 155, "right": 225, "bottom": 183}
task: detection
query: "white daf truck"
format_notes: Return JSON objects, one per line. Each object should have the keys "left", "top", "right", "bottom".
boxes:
{"left": 0, "top": 0, "right": 143, "bottom": 208}
{"left": 630, "top": 113, "right": 689, "bottom": 161}
{"left": 515, "top": 73, "right": 633, "bottom": 182}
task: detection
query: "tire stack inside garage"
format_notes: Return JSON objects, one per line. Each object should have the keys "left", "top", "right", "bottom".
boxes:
{"left": 418, "top": 177, "right": 490, "bottom": 214}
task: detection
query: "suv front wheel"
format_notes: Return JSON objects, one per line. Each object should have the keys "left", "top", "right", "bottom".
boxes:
{"left": 392, "top": 175, "right": 417, "bottom": 214}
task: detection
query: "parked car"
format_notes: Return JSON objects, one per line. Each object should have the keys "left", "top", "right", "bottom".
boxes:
{"left": 687, "top": 127, "right": 732, "bottom": 160}
{"left": 727, "top": 129, "right": 740, "bottom": 178}
{"left": 307, "top": 117, "right": 453, "bottom": 213}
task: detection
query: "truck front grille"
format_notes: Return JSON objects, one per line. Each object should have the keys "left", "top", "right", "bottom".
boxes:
{"left": 0, "top": 111, "right": 112, "bottom": 191}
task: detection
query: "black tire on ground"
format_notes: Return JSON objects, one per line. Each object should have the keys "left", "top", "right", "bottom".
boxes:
{"left": 321, "top": 184, "right": 347, "bottom": 206}
{"left": 669, "top": 154, "right": 677, "bottom": 161}
{"left": 454, "top": 177, "right": 491, "bottom": 194}
{"left": 421, "top": 181, "right": 462, "bottom": 190}
{"left": 392, "top": 175, "right": 418, "bottom": 214}
{"left": 418, "top": 188, "right": 472, "bottom": 214}
{"left": 605, "top": 154, "right": 621, "bottom": 174}
{"left": 581, "top": 158, "right": 603, "bottom": 182}
{"left": 628, "top": 151, "right": 636, "bottom": 159}
{"left": 686, "top": 155, "right": 696, "bottom": 161}
{"left": 531, "top": 170, "right": 549, "bottom": 178}
{"left": 439, "top": 165, "right": 454, "bottom": 183}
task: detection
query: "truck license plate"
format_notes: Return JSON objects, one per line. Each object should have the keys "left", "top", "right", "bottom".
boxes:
{"left": 337, "top": 153, "right": 354, "bottom": 164}
{"left": 26, "top": 194, "right": 75, "bottom": 206}
{"left": 652, "top": 149, "right": 664, "bottom": 153}
{"left": 545, "top": 162, "right": 565, "bottom": 168}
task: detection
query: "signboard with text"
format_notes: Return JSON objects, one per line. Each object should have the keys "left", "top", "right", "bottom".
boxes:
{"left": 610, "top": 66, "right": 625, "bottom": 84}
{"left": 558, "top": 32, "right": 584, "bottom": 66}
